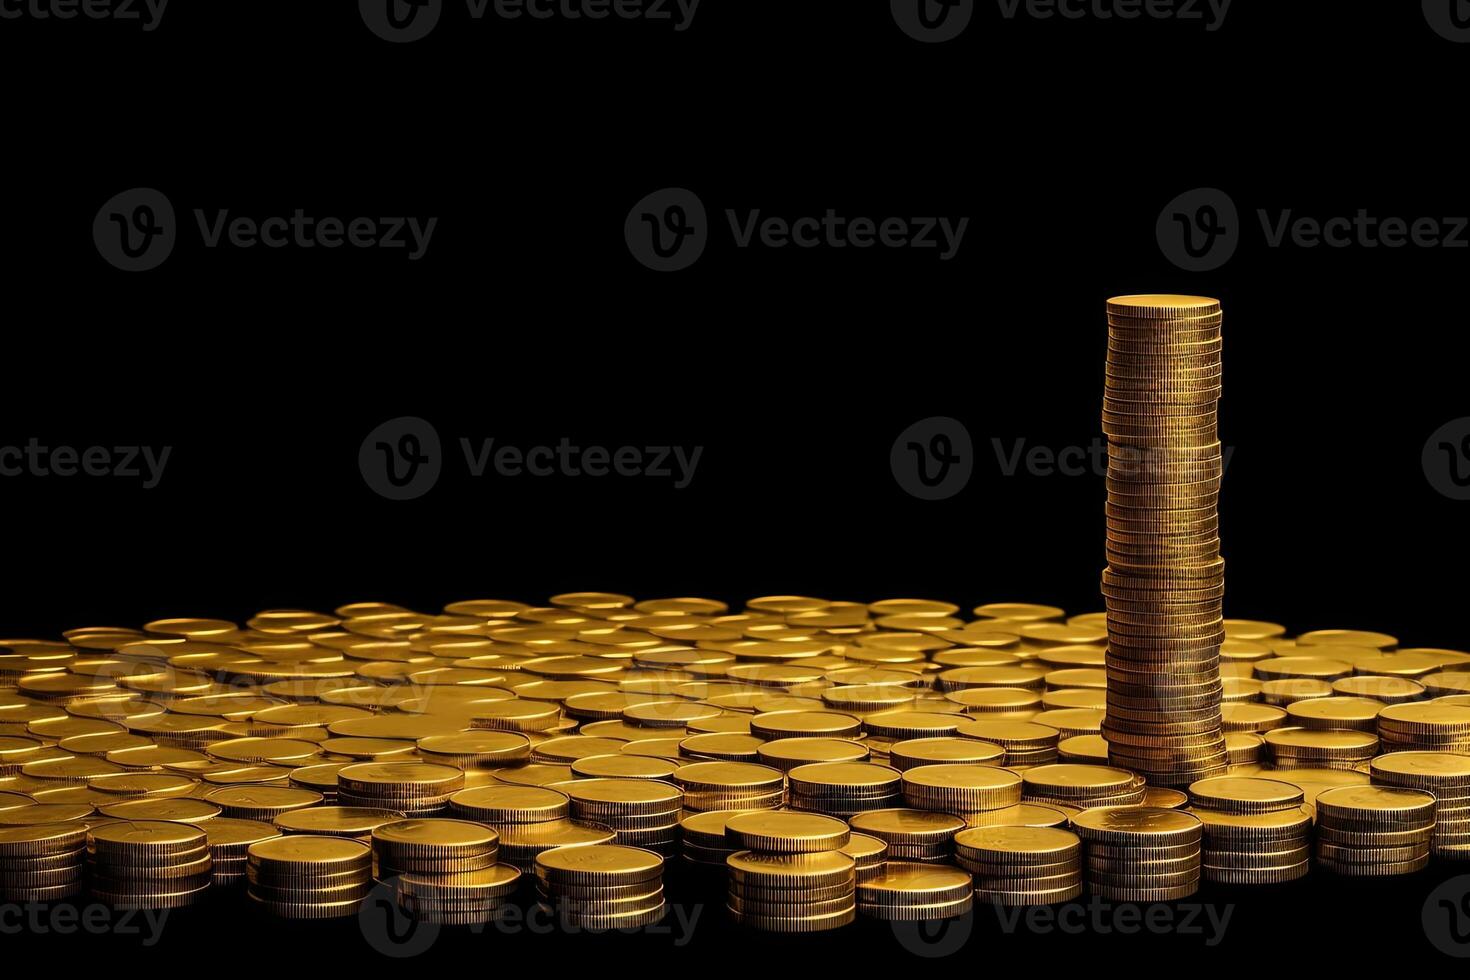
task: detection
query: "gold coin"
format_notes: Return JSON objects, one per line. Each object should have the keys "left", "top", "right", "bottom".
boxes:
{"left": 953, "top": 825, "right": 1081, "bottom": 863}
{"left": 724, "top": 812, "right": 851, "bottom": 853}
{"left": 535, "top": 843, "right": 662, "bottom": 883}
{"left": 725, "top": 849, "right": 855, "bottom": 888}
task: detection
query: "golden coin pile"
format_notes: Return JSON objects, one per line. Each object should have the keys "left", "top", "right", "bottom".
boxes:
{"left": 396, "top": 863, "right": 521, "bottom": 925}
{"left": 902, "top": 763, "right": 1023, "bottom": 824}
{"left": 275, "top": 805, "right": 404, "bottom": 842}
{"left": 1263, "top": 728, "right": 1378, "bottom": 770}
{"left": 536, "top": 843, "right": 667, "bottom": 928}
{"left": 560, "top": 778, "right": 682, "bottom": 855}
{"left": 372, "top": 818, "right": 500, "bottom": 879}
{"left": 953, "top": 825, "right": 1083, "bottom": 906}
{"left": 0, "top": 821, "right": 86, "bottom": 902}
{"left": 1371, "top": 751, "right": 1470, "bottom": 859}
{"left": 90, "top": 819, "right": 211, "bottom": 909}
{"left": 1101, "top": 294, "right": 1230, "bottom": 788}
{"left": 842, "top": 832, "right": 889, "bottom": 881}
{"left": 679, "top": 808, "right": 758, "bottom": 870}
{"left": 856, "top": 862, "right": 973, "bottom": 921}
{"left": 1377, "top": 701, "right": 1470, "bottom": 753}
{"left": 1073, "top": 806, "right": 1203, "bottom": 901}
{"left": 787, "top": 762, "right": 902, "bottom": 817}
{"left": 247, "top": 834, "right": 372, "bottom": 918}
{"left": 1186, "top": 776, "right": 1311, "bottom": 884}
{"left": 955, "top": 718, "right": 1059, "bottom": 766}
{"left": 888, "top": 736, "right": 1004, "bottom": 771}
{"left": 446, "top": 783, "right": 614, "bottom": 871}
{"left": 1313, "top": 786, "right": 1436, "bottom": 876}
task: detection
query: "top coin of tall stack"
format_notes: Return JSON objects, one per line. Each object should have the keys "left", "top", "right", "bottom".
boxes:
{"left": 1101, "top": 295, "right": 1230, "bottom": 788}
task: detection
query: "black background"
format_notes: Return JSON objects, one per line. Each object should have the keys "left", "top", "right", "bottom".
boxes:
{"left": 4, "top": 0, "right": 1470, "bottom": 965}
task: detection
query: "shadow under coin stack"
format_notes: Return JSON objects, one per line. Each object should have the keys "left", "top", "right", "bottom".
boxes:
{"left": 535, "top": 843, "right": 667, "bottom": 929}
{"left": 954, "top": 826, "right": 1083, "bottom": 906}
{"left": 0, "top": 821, "right": 87, "bottom": 903}
{"left": 193, "top": 817, "right": 280, "bottom": 887}
{"left": 1313, "top": 786, "right": 1436, "bottom": 877}
{"left": 1371, "top": 751, "right": 1470, "bottom": 860}
{"left": 1187, "top": 775, "right": 1311, "bottom": 884}
{"left": 856, "top": 862, "right": 973, "bottom": 921}
{"left": 89, "top": 819, "right": 212, "bottom": 909}
{"left": 672, "top": 761, "right": 785, "bottom": 812}
{"left": 1101, "top": 294, "right": 1230, "bottom": 789}
{"left": 336, "top": 762, "right": 466, "bottom": 817}
{"left": 563, "top": 778, "right": 683, "bottom": 856}
{"left": 247, "top": 835, "right": 373, "bottom": 918}
{"left": 787, "top": 762, "right": 902, "bottom": 817}
{"left": 1072, "top": 806, "right": 1203, "bottom": 901}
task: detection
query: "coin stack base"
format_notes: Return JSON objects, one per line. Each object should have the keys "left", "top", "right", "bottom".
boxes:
{"left": 856, "top": 862, "right": 974, "bottom": 921}
{"left": 1187, "top": 776, "right": 1312, "bottom": 884}
{"left": 248, "top": 835, "right": 373, "bottom": 918}
{"left": 726, "top": 849, "right": 857, "bottom": 932}
{"left": 1314, "top": 786, "right": 1436, "bottom": 877}
{"left": 0, "top": 821, "right": 87, "bottom": 904}
{"left": 90, "top": 820, "right": 213, "bottom": 910}
{"left": 537, "top": 844, "right": 667, "bottom": 929}
{"left": 787, "top": 762, "right": 903, "bottom": 818}
{"left": 1371, "top": 751, "right": 1470, "bottom": 860}
{"left": 563, "top": 778, "right": 682, "bottom": 856}
{"left": 1074, "top": 806, "right": 1203, "bottom": 901}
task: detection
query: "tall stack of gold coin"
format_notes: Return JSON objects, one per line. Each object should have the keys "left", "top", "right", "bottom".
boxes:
{"left": 1186, "top": 776, "right": 1311, "bottom": 884}
{"left": 1370, "top": 751, "right": 1470, "bottom": 859}
{"left": 1314, "top": 785, "right": 1436, "bottom": 876}
{"left": 1073, "top": 806, "right": 1203, "bottom": 901}
{"left": 535, "top": 844, "right": 667, "bottom": 928}
{"left": 89, "top": 820, "right": 212, "bottom": 909}
{"left": 247, "top": 835, "right": 372, "bottom": 918}
{"left": 953, "top": 826, "right": 1083, "bottom": 906}
{"left": 560, "top": 778, "right": 683, "bottom": 855}
{"left": 0, "top": 821, "right": 86, "bottom": 903}
{"left": 1101, "top": 294, "right": 1230, "bottom": 788}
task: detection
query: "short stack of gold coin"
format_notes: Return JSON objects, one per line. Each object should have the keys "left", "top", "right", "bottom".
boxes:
{"left": 1020, "top": 764, "right": 1145, "bottom": 809}
{"left": 856, "top": 862, "right": 973, "bottom": 921}
{"left": 755, "top": 737, "right": 871, "bottom": 772}
{"left": 1371, "top": 751, "right": 1470, "bottom": 859}
{"left": 1314, "top": 785, "right": 1436, "bottom": 876}
{"left": 371, "top": 818, "right": 500, "bottom": 881}
{"left": 1376, "top": 702, "right": 1470, "bottom": 753}
{"left": 842, "top": 832, "right": 889, "bottom": 882}
{"left": 955, "top": 719, "right": 1060, "bottom": 766}
{"left": 395, "top": 863, "right": 521, "bottom": 925}
{"left": 1187, "top": 776, "right": 1311, "bottom": 884}
{"left": 274, "top": 806, "right": 405, "bottom": 843}
{"left": 678, "top": 809, "right": 758, "bottom": 871}
{"left": 953, "top": 825, "right": 1083, "bottom": 905}
{"left": 0, "top": 821, "right": 87, "bottom": 903}
{"left": 848, "top": 808, "right": 966, "bottom": 863}
{"left": 191, "top": 817, "right": 279, "bottom": 886}
{"left": 1073, "top": 807, "right": 1203, "bottom": 901}
{"left": 1263, "top": 729, "right": 1378, "bottom": 770}
{"left": 536, "top": 843, "right": 667, "bottom": 928}
{"left": 671, "top": 761, "right": 784, "bottom": 812}
{"left": 726, "top": 848, "right": 856, "bottom": 932}
{"left": 787, "top": 762, "right": 902, "bottom": 817}
{"left": 902, "top": 763, "right": 1024, "bottom": 825}
{"left": 89, "top": 820, "right": 212, "bottom": 909}
{"left": 336, "top": 762, "right": 465, "bottom": 817}
{"left": 561, "top": 778, "right": 682, "bottom": 855}
{"left": 416, "top": 732, "right": 533, "bottom": 770}
{"left": 204, "top": 785, "right": 323, "bottom": 821}
{"left": 888, "top": 737, "right": 1004, "bottom": 771}
{"left": 723, "top": 811, "right": 852, "bottom": 920}
{"left": 247, "top": 835, "right": 372, "bottom": 918}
